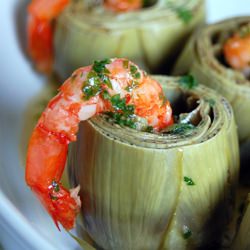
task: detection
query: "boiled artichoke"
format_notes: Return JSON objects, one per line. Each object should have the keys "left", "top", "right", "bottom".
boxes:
{"left": 54, "top": 0, "right": 205, "bottom": 79}
{"left": 173, "top": 16, "right": 250, "bottom": 144}
{"left": 68, "top": 76, "right": 239, "bottom": 249}
{"left": 232, "top": 193, "right": 250, "bottom": 250}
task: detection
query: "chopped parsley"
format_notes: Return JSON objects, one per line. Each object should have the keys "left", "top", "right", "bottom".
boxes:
{"left": 123, "top": 59, "right": 129, "bottom": 69}
{"left": 82, "top": 71, "right": 102, "bottom": 100}
{"left": 102, "top": 91, "right": 153, "bottom": 132}
{"left": 175, "top": 7, "right": 193, "bottom": 23}
{"left": 144, "top": 126, "right": 154, "bottom": 133}
{"left": 205, "top": 98, "right": 215, "bottom": 107}
{"left": 82, "top": 59, "right": 112, "bottom": 100}
{"left": 49, "top": 180, "right": 60, "bottom": 200}
{"left": 125, "top": 80, "right": 139, "bottom": 92}
{"left": 130, "top": 65, "right": 137, "bottom": 74}
{"left": 183, "top": 225, "right": 192, "bottom": 239}
{"left": 110, "top": 94, "right": 133, "bottom": 112}
{"left": 130, "top": 64, "right": 141, "bottom": 79}
{"left": 52, "top": 180, "right": 60, "bottom": 192}
{"left": 178, "top": 75, "right": 198, "bottom": 89}
{"left": 92, "top": 59, "right": 111, "bottom": 73}
{"left": 167, "top": 3, "right": 193, "bottom": 24}
{"left": 184, "top": 176, "right": 195, "bottom": 186}
{"left": 82, "top": 59, "right": 149, "bottom": 131}
{"left": 101, "top": 89, "right": 110, "bottom": 100}
{"left": 134, "top": 72, "right": 141, "bottom": 79}
{"left": 167, "top": 123, "right": 195, "bottom": 135}
{"left": 105, "top": 111, "right": 137, "bottom": 129}
{"left": 105, "top": 94, "right": 137, "bottom": 129}
{"left": 49, "top": 194, "right": 58, "bottom": 201}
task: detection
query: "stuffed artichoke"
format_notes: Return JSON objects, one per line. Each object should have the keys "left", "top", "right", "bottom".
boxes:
{"left": 53, "top": 0, "right": 205, "bottom": 79}
{"left": 173, "top": 16, "right": 250, "bottom": 144}
{"left": 232, "top": 193, "right": 250, "bottom": 250}
{"left": 68, "top": 75, "right": 239, "bottom": 249}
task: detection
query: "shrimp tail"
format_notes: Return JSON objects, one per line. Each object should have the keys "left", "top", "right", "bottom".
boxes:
{"left": 26, "top": 125, "right": 80, "bottom": 230}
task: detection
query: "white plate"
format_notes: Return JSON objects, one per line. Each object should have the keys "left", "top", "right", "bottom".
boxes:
{"left": 0, "top": 1, "right": 249, "bottom": 250}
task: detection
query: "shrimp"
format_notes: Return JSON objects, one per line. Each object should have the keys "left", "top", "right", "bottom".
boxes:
{"left": 104, "top": 0, "right": 142, "bottom": 12}
{"left": 25, "top": 58, "right": 173, "bottom": 230}
{"left": 27, "top": 0, "right": 70, "bottom": 73}
{"left": 223, "top": 27, "right": 250, "bottom": 70}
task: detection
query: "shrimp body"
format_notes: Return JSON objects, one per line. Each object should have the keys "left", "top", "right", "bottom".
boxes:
{"left": 26, "top": 58, "right": 173, "bottom": 230}
{"left": 104, "top": 0, "right": 142, "bottom": 12}
{"left": 223, "top": 33, "right": 250, "bottom": 70}
{"left": 27, "top": 0, "right": 70, "bottom": 73}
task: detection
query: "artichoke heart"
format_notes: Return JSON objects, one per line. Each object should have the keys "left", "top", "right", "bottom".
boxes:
{"left": 232, "top": 193, "right": 250, "bottom": 250}
{"left": 68, "top": 76, "right": 239, "bottom": 249}
{"left": 173, "top": 16, "right": 250, "bottom": 144}
{"left": 54, "top": 0, "right": 205, "bottom": 79}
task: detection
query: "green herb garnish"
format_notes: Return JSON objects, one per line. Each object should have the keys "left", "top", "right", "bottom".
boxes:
{"left": 183, "top": 225, "right": 192, "bottom": 239}
{"left": 168, "top": 3, "right": 193, "bottom": 24}
{"left": 144, "top": 126, "right": 154, "bottom": 133}
{"left": 82, "top": 59, "right": 112, "bottom": 100}
{"left": 104, "top": 94, "right": 137, "bottom": 129}
{"left": 175, "top": 7, "right": 193, "bottom": 23}
{"left": 82, "top": 72, "right": 102, "bottom": 100}
{"left": 82, "top": 59, "right": 144, "bottom": 130}
{"left": 178, "top": 75, "right": 198, "bottom": 89}
{"left": 134, "top": 72, "right": 141, "bottom": 79}
{"left": 111, "top": 94, "right": 126, "bottom": 110}
{"left": 110, "top": 94, "right": 135, "bottom": 114}
{"left": 101, "top": 89, "right": 111, "bottom": 100}
{"left": 101, "top": 74, "right": 112, "bottom": 89}
{"left": 205, "top": 98, "right": 215, "bottom": 107}
{"left": 50, "top": 194, "right": 58, "bottom": 201}
{"left": 130, "top": 64, "right": 141, "bottom": 79}
{"left": 52, "top": 180, "right": 60, "bottom": 192}
{"left": 106, "top": 112, "right": 137, "bottom": 129}
{"left": 123, "top": 59, "right": 129, "bottom": 69}
{"left": 125, "top": 80, "right": 139, "bottom": 92}
{"left": 130, "top": 65, "right": 137, "bottom": 74}
{"left": 169, "top": 123, "right": 195, "bottom": 135}
{"left": 92, "top": 59, "right": 111, "bottom": 73}
{"left": 184, "top": 176, "right": 195, "bottom": 186}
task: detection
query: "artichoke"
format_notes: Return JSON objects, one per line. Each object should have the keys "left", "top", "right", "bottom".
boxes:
{"left": 54, "top": 0, "right": 205, "bottom": 79}
{"left": 232, "top": 194, "right": 250, "bottom": 250}
{"left": 68, "top": 76, "right": 239, "bottom": 249}
{"left": 173, "top": 16, "right": 250, "bottom": 144}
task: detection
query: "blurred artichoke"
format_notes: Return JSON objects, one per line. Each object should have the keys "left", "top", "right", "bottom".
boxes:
{"left": 232, "top": 193, "right": 250, "bottom": 250}
{"left": 68, "top": 76, "right": 239, "bottom": 249}
{"left": 53, "top": 0, "right": 205, "bottom": 79}
{"left": 173, "top": 16, "right": 250, "bottom": 144}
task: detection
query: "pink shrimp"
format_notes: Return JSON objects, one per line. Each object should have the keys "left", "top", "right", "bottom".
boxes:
{"left": 25, "top": 58, "right": 173, "bottom": 230}
{"left": 223, "top": 28, "right": 250, "bottom": 70}
{"left": 104, "top": 0, "right": 142, "bottom": 12}
{"left": 27, "top": 0, "right": 70, "bottom": 73}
